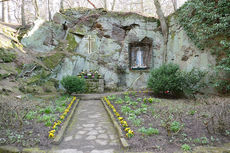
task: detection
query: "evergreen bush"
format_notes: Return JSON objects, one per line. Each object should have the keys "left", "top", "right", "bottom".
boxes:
{"left": 61, "top": 75, "right": 86, "bottom": 94}
{"left": 147, "top": 63, "right": 206, "bottom": 97}
{"left": 147, "top": 63, "right": 184, "bottom": 96}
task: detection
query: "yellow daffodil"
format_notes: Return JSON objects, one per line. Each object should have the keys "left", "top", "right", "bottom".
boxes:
{"left": 115, "top": 112, "right": 120, "bottom": 117}
{"left": 49, "top": 130, "right": 55, "bottom": 133}
{"left": 57, "top": 120, "right": 61, "bottom": 125}
{"left": 63, "top": 112, "right": 67, "bottom": 116}
{"left": 125, "top": 128, "right": 130, "bottom": 132}
{"left": 128, "top": 129, "right": 134, "bottom": 134}
{"left": 60, "top": 115, "right": 65, "bottom": 120}
{"left": 49, "top": 133, "right": 54, "bottom": 138}
{"left": 122, "top": 121, "right": 128, "bottom": 127}
{"left": 52, "top": 124, "right": 56, "bottom": 129}
{"left": 113, "top": 108, "right": 116, "bottom": 112}
{"left": 118, "top": 117, "right": 123, "bottom": 121}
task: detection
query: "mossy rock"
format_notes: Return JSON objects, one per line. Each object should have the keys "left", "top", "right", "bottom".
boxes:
{"left": 0, "top": 63, "right": 17, "bottom": 74}
{"left": 42, "top": 81, "right": 57, "bottom": 93}
{"left": 66, "top": 33, "right": 78, "bottom": 52}
{"left": 42, "top": 52, "right": 65, "bottom": 69}
{"left": 26, "top": 70, "right": 50, "bottom": 85}
{"left": 19, "top": 85, "right": 43, "bottom": 94}
{"left": 26, "top": 75, "right": 42, "bottom": 85}
{"left": 17, "top": 27, "right": 30, "bottom": 42}
{"left": 0, "top": 73, "right": 11, "bottom": 81}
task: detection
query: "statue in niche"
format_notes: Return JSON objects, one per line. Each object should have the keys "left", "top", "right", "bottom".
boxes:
{"left": 136, "top": 47, "right": 144, "bottom": 67}
{"left": 131, "top": 47, "right": 146, "bottom": 69}
{"left": 129, "top": 41, "right": 152, "bottom": 70}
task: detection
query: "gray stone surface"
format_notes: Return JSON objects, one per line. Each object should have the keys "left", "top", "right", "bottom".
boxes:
{"left": 22, "top": 8, "right": 216, "bottom": 91}
{"left": 21, "top": 18, "right": 65, "bottom": 52}
{"left": 52, "top": 99, "right": 122, "bottom": 153}
{"left": 167, "top": 15, "right": 216, "bottom": 72}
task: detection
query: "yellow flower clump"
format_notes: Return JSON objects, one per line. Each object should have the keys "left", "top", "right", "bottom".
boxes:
{"left": 104, "top": 96, "right": 134, "bottom": 138}
{"left": 48, "top": 96, "right": 77, "bottom": 139}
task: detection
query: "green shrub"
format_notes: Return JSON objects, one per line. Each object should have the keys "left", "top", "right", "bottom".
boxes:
{"left": 148, "top": 63, "right": 206, "bottom": 97}
{"left": 147, "top": 63, "right": 184, "bottom": 96}
{"left": 182, "top": 69, "right": 207, "bottom": 97}
{"left": 61, "top": 75, "right": 86, "bottom": 94}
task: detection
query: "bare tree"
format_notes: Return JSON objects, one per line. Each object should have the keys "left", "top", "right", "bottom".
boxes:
{"left": 48, "top": 0, "right": 51, "bottom": 21}
{"left": 7, "top": 1, "right": 11, "bottom": 22}
{"left": 2, "top": 1, "right": 5, "bottom": 22}
{"left": 171, "top": 0, "right": 177, "bottom": 11}
{"left": 87, "top": 0, "right": 97, "bottom": 8}
{"left": 60, "top": 0, "right": 64, "bottom": 10}
{"left": 103, "top": 0, "right": 107, "bottom": 10}
{"left": 140, "top": 0, "right": 144, "bottom": 13}
{"left": 21, "top": 0, "right": 25, "bottom": 26}
{"left": 153, "top": 0, "right": 168, "bottom": 63}
{"left": 111, "top": 0, "right": 116, "bottom": 10}
{"left": 33, "top": 0, "right": 39, "bottom": 18}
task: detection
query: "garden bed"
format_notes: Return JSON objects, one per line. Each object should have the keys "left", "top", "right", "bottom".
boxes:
{"left": 105, "top": 91, "right": 230, "bottom": 152}
{"left": 0, "top": 94, "right": 78, "bottom": 149}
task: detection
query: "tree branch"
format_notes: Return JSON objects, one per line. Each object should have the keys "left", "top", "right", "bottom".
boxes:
{"left": 87, "top": 0, "right": 97, "bottom": 8}
{"left": 0, "top": 0, "right": 10, "bottom": 2}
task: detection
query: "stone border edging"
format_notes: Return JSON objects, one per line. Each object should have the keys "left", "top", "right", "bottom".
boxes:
{"left": 52, "top": 99, "right": 80, "bottom": 145}
{"left": 101, "top": 98, "right": 130, "bottom": 149}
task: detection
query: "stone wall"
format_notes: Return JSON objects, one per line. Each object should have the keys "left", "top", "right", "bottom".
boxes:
{"left": 86, "top": 79, "right": 104, "bottom": 93}
{"left": 21, "top": 8, "right": 216, "bottom": 91}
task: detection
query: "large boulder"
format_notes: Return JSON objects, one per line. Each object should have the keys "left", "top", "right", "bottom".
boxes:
{"left": 21, "top": 18, "right": 65, "bottom": 52}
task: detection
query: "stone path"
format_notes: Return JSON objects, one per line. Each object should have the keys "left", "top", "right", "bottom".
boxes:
{"left": 52, "top": 99, "right": 123, "bottom": 153}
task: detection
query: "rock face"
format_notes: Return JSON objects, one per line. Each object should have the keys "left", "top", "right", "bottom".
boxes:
{"left": 21, "top": 8, "right": 216, "bottom": 90}
{"left": 167, "top": 15, "right": 216, "bottom": 72}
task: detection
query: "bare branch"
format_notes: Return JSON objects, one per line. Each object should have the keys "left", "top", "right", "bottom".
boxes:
{"left": 87, "top": 0, "right": 97, "bottom": 8}
{"left": 0, "top": 0, "right": 10, "bottom": 2}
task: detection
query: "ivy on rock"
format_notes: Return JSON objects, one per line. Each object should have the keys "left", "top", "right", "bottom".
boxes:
{"left": 177, "top": 0, "right": 230, "bottom": 93}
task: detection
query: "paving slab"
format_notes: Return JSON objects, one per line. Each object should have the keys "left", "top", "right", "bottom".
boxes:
{"left": 52, "top": 99, "right": 123, "bottom": 153}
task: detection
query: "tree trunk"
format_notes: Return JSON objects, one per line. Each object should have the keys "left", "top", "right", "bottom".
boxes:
{"left": 140, "top": 0, "right": 144, "bottom": 13}
{"left": 33, "top": 0, "right": 39, "bottom": 18}
{"left": 111, "top": 0, "right": 116, "bottom": 10}
{"left": 48, "top": 0, "right": 51, "bottom": 21}
{"left": 21, "top": 0, "right": 25, "bottom": 26}
{"left": 60, "top": 0, "right": 64, "bottom": 10}
{"left": 130, "top": 0, "right": 133, "bottom": 11}
{"left": 153, "top": 0, "right": 168, "bottom": 64}
{"left": 171, "top": 0, "right": 177, "bottom": 11}
{"left": 103, "top": 0, "right": 107, "bottom": 10}
{"left": 7, "top": 1, "right": 10, "bottom": 22}
{"left": 2, "top": 1, "right": 5, "bottom": 22}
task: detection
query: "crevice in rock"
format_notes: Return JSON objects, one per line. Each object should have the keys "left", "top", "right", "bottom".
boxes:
{"left": 70, "top": 32, "right": 84, "bottom": 38}
{"left": 121, "top": 24, "right": 140, "bottom": 31}
{"left": 121, "top": 23, "right": 140, "bottom": 38}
